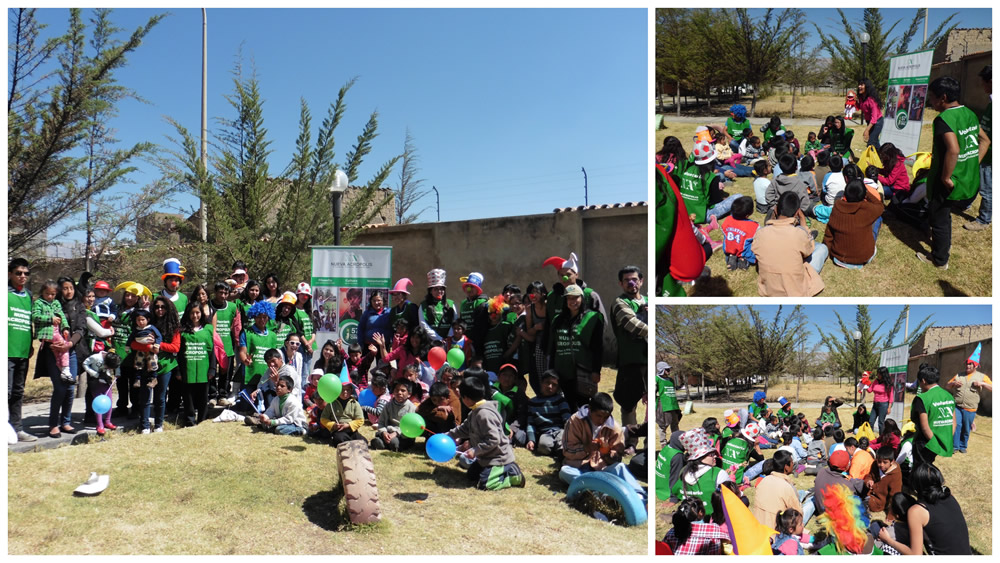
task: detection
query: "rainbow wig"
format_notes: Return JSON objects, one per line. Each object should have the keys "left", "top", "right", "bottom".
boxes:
{"left": 247, "top": 301, "right": 276, "bottom": 321}
{"left": 487, "top": 295, "right": 506, "bottom": 315}
{"left": 817, "top": 483, "right": 869, "bottom": 554}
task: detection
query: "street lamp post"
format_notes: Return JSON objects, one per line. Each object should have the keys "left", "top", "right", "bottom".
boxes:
{"left": 329, "top": 169, "right": 349, "bottom": 246}
{"left": 852, "top": 330, "right": 862, "bottom": 406}
{"left": 860, "top": 32, "right": 871, "bottom": 82}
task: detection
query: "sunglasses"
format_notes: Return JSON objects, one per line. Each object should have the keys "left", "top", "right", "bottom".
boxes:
{"left": 13, "top": 270, "right": 30, "bottom": 276}
{"left": 287, "top": 341, "right": 300, "bottom": 346}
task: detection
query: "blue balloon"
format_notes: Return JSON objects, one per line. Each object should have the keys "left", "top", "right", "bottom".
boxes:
{"left": 358, "top": 388, "right": 376, "bottom": 408}
{"left": 425, "top": 433, "right": 457, "bottom": 463}
{"left": 92, "top": 394, "right": 112, "bottom": 415}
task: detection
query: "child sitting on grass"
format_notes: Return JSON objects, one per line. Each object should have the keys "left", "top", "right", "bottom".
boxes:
{"left": 446, "top": 376, "right": 526, "bottom": 490}
{"left": 559, "top": 392, "right": 644, "bottom": 499}
{"left": 864, "top": 445, "right": 903, "bottom": 514}
{"left": 515, "top": 370, "right": 572, "bottom": 456}
{"left": 752, "top": 160, "right": 772, "bottom": 215}
{"left": 663, "top": 497, "right": 731, "bottom": 555}
{"left": 720, "top": 196, "right": 758, "bottom": 271}
{"left": 400, "top": 362, "right": 428, "bottom": 404}
{"left": 361, "top": 371, "right": 391, "bottom": 427}
{"left": 306, "top": 392, "right": 326, "bottom": 437}
{"left": 303, "top": 368, "right": 322, "bottom": 411}
{"left": 771, "top": 509, "right": 807, "bottom": 555}
{"left": 320, "top": 382, "right": 365, "bottom": 446}
{"left": 371, "top": 379, "right": 417, "bottom": 451}
{"left": 244, "top": 375, "right": 307, "bottom": 435}
{"left": 491, "top": 364, "right": 525, "bottom": 436}
{"left": 416, "top": 381, "right": 457, "bottom": 436}
{"left": 804, "top": 131, "right": 823, "bottom": 154}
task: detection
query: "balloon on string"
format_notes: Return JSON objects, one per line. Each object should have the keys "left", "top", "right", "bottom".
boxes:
{"left": 358, "top": 388, "right": 376, "bottom": 408}
{"left": 340, "top": 362, "right": 350, "bottom": 384}
{"left": 447, "top": 347, "right": 465, "bottom": 369}
{"left": 317, "top": 374, "right": 343, "bottom": 402}
{"left": 92, "top": 394, "right": 112, "bottom": 415}
{"left": 426, "top": 433, "right": 457, "bottom": 463}
{"left": 428, "top": 346, "right": 447, "bottom": 370}
{"left": 399, "top": 412, "right": 426, "bottom": 438}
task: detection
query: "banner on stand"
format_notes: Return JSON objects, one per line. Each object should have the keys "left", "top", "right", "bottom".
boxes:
{"left": 310, "top": 246, "right": 392, "bottom": 346}
{"left": 881, "top": 49, "right": 934, "bottom": 160}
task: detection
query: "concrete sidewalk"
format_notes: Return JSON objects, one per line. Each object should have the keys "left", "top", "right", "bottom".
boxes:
{"left": 9, "top": 393, "right": 230, "bottom": 454}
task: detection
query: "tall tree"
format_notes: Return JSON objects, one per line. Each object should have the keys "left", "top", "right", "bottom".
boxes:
{"left": 395, "top": 129, "right": 430, "bottom": 224}
{"left": 717, "top": 305, "right": 804, "bottom": 394}
{"left": 782, "top": 42, "right": 825, "bottom": 119}
{"left": 817, "top": 305, "right": 887, "bottom": 391}
{"left": 166, "top": 62, "right": 399, "bottom": 285}
{"left": 816, "top": 8, "right": 957, "bottom": 96}
{"left": 718, "top": 8, "right": 806, "bottom": 116}
{"left": 8, "top": 8, "right": 165, "bottom": 257}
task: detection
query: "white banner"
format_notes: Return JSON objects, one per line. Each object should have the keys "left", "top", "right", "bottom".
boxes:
{"left": 310, "top": 246, "right": 392, "bottom": 345}
{"left": 879, "top": 344, "right": 910, "bottom": 423}
{"left": 881, "top": 49, "right": 935, "bottom": 160}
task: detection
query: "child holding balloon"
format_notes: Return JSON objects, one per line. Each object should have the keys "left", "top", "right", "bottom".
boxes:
{"left": 320, "top": 382, "right": 365, "bottom": 445}
{"left": 371, "top": 379, "right": 418, "bottom": 451}
{"left": 446, "top": 376, "right": 526, "bottom": 490}
{"left": 83, "top": 351, "right": 121, "bottom": 436}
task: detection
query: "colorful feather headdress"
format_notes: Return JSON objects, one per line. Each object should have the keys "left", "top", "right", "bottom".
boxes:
{"left": 817, "top": 483, "right": 869, "bottom": 554}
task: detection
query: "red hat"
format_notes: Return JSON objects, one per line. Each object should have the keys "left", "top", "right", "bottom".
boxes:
{"left": 829, "top": 450, "right": 850, "bottom": 471}
{"left": 93, "top": 280, "right": 112, "bottom": 291}
{"left": 499, "top": 363, "right": 518, "bottom": 375}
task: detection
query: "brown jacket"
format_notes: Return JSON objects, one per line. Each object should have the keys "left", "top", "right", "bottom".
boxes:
{"left": 753, "top": 217, "right": 825, "bottom": 297}
{"left": 562, "top": 409, "right": 625, "bottom": 470}
{"left": 822, "top": 190, "right": 883, "bottom": 265}
{"left": 865, "top": 462, "right": 902, "bottom": 514}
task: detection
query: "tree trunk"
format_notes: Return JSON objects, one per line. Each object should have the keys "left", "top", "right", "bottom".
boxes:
{"left": 750, "top": 84, "right": 759, "bottom": 117}
{"left": 790, "top": 86, "right": 797, "bottom": 119}
{"left": 796, "top": 372, "right": 802, "bottom": 403}
{"left": 701, "top": 373, "right": 706, "bottom": 402}
{"left": 676, "top": 80, "right": 681, "bottom": 117}
{"left": 685, "top": 376, "right": 691, "bottom": 401}
{"left": 725, "top": 377, "right": 731, "bottom": 400}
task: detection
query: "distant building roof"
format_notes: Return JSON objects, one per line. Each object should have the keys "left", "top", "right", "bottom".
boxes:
{"left": 553, "top": 201, "right": 647, "bottom": 213}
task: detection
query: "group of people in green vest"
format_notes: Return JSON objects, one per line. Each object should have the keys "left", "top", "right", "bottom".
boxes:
{"left": 9, "top": 253, "right": 650, "bottom": 449}
{"left": 656, "top": 70, "right": 992, "bottom": 295}
{"left": 653, "top": 357, "right": 984, "bottom": 554}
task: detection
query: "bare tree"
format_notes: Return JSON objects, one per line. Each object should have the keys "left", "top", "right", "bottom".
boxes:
{"left": 395, "top": 129, "right": 430, "bottom": 224}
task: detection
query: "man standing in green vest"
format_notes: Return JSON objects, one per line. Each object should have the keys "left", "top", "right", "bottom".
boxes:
{"left": 916, "top": 76, "right": 986, "bottom": 269}
{"left": 8, "top": 258, "right": 37, "bottom": 442}
{"left": 159, "top": 258, "right": 188, "bottom": 313}
{"left": 965, "top": 65, "right": 992, "bottom": 231}
{"left": 910, "top": 364, "right": 956, "bottom": 467}
{"left": 611, "top": 265, "right": 647, "bottom": 427}
{"left": 655, "top": 361, "right": 681, "bottom": 447}
{"left": 210, "top": 281, "right": 240, "bottom": 407}
{"left": 459, "top": 272, "right": 489, "bottom": 354}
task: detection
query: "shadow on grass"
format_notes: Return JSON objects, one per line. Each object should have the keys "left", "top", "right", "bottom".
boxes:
{"left": 281, "top": 445, "right": 307, "bottom": 452}
{"left": 882, "top": 214, "right": 928, "bottom": 255}
{"left": 938, "top": 280, "right": 971, "bottom": 297}
{"left": 302, "top": 489, "right": 349, "bottom": 532}
{"left": 691, "top": 273, "right": 734, "bottom": 297}
{"left": 394, "top": 492, "right": 429, "bottom": 502}
{"left": 404, "top": 465, "right": 469, "bottom": 489}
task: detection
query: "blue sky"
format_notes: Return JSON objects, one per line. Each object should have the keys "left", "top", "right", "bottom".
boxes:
{"left": 20, "top": 8, "right": 647, "bottom": 243}
{"left": 736, "top": 305, "right": 992, "bottom": 350}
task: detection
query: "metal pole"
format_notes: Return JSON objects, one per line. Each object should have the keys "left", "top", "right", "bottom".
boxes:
{"left": 431, "top": 185, "right": 440, "bottom": 222}
{"left": 862, "top": 43, "right": 867, "bottom": 82}
{"left": 923, "top": 8, "right": 928, "bottom": 46}
{"left": 200, "top": 8, "right": 208, "bottom": 279}
{"left": 333, "top": 193, "right": 342, "bottom": 246}
{"left": 581, "top": 167, "right": 588, "bottom": 206}
{"left": 853, "top": 339, "right": 859, "bottom": 406}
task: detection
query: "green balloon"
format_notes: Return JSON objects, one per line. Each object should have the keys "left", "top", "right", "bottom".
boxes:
{"left": 399, "top": 412, "right": 426, "bottom": 438}
{"left": 447, "top": 347, "right": 465, "bottom": 369}
{"left": 317, "top": 373, "right": 343, "bottom": 402}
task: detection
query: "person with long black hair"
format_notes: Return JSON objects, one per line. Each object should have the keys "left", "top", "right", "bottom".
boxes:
{"left": 662, "top": 497, "right": 731, "bottom": 555}
{"left": 869, "top": 366, "right": 894, "bottom": 433}
{"left": 877, "top": 463, "right": 971, "bottom": 554}
{"left": 858, "top": 78, "right": 884, "bottom": 150}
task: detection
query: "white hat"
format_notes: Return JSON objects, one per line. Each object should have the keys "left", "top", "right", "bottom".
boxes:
{"left": 692, "top": 140, "right": 717, "bottom": 165}
{"left": 656, "top": 361, "right": 671, "bottom": 375}
{"left": 296, "top": 282, "right": 312, "bottom": 297}
{"left": 73, "top": 472, "right": 109, "bottom": 496}
{"left": 427, "top": 268, "right": 447, "bottom": 288}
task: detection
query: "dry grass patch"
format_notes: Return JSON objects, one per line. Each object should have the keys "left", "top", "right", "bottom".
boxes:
{"left": 654, "top": 405, "right": 992, "bottom": 554}
{"left": 656, "top": 121, "right": 992, "bottom": 297}
{"left": 8, "top": 368, "right": 648, "bottom": 555}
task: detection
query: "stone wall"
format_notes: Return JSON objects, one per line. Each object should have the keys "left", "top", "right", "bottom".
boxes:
{"left": 911, "top": 324, "right": 992, "bottom": 356}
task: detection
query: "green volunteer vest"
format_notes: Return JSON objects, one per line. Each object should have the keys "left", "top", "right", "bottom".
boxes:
{"left": 779, "top": 406, "right": 795, "bottom": 419}
{"left": 7, "top": 289, "right": 33, "bottom": 358}
{"left": 612, "top": 294, "right": 647, "bottom": 366}
{"left": 244, "top": 328, "right": 277, "bottom": 384}
{"left": 162, "top": 290, "right": 188, "bottom": 316}
{"left": 748, "top": 402, "right": 768, "bottom": 419}
{"left": 726, "top": 117, "right": 750, "bottom": 140}
{"left": 721, "top": 436, "right": 752, "bottom": 482}
{"left": 677, "top": 156, "right": 716, "bottom": 224}
{"left": 460, "top": 297, "right": 487, "bottom": 331}
{"left": 830, "top": 129, "right": 853, "bottom": 156}
{"left": 930, "top": 106, "right": 982, "bottom": 201}
{"left": 655, "top": 445, "right": 684, "bottom": 501}
{"left": 657, "top": 374, "right": 680, "bottom": 412}
{"left": 981, "top": 101, "right": 992, "bottom": 167}
{"left": 214, "top": 301, "right": 237, "bottom": 356}
{"left": 546, "top": 285, "right": 596, "bottom": 326}
{"left": 423, "top": 299, "right": 455, "bottom": 338}
{"left": 181, "top": 326, "right": 215, "bottom": 383}
{"left": 682, "top": 466, "right": 723, "bottom": 516}
{"left": 389, "top": 301, "right": 416, "bottom": 328}
{"left": 295, "top": 308, "right": 314, "bottom": 341}
{"left": 912, "top": 385, "right": 956, "bottom": 457}
{"left": 763, "top": 127, "right": 786, "bottom": 143}
{"left": 552, "top": 310, "right": 600, "bottom": 378}
{"left": 483, "top": 321, "right": 515, "bottom": 374}
{"left": 111, "top": 309, "right": 133, "bottom": 359}
{"left": 721, "top": 427, "right": 735, "bottom": 440}
{"left": 269, "top": 317, "right": 294, "bottom": 345}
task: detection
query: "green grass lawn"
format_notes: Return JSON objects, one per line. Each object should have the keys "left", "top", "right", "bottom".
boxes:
{"left": 656, "top": 119, "right": 992, "bottom": 297}
{"left": 8, "top": 368, "right": 648, "bottom": 555}
{"left": 654, "top": 405, "right": 992, "bottom": 554}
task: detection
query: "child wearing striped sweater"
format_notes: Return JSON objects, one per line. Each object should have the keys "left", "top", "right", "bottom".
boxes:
{"left": 514, "top": 370, "right": 572, "bottom": 456}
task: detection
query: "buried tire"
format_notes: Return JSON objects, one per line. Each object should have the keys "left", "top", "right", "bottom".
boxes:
{"left": 336, "top": 440, "right": 382, "bottom": 524}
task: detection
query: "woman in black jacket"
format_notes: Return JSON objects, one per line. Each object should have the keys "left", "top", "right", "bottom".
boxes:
{"left": 35, "top": 276, "right": 88, "bottom": 437}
